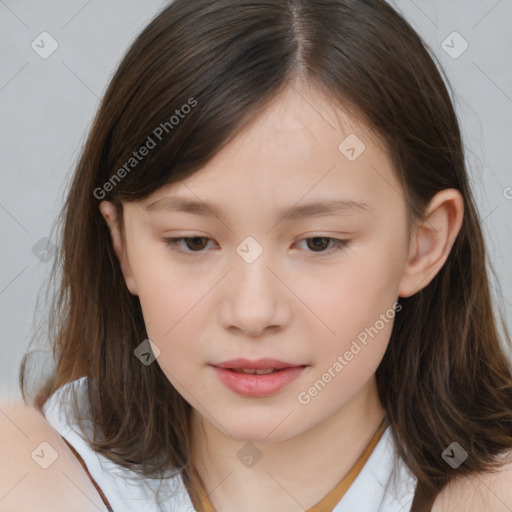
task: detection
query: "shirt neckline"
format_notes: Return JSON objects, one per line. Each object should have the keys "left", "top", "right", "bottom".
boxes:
{"left": 192, "top": 414, "right": 390, "bottom": 512}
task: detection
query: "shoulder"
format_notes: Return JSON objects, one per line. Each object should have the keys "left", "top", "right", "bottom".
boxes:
{"left": 0, "top": 400, "right": 109, "bottom": 511}
{"left": 432, "top": 453, "right": 512, "bottom": 512}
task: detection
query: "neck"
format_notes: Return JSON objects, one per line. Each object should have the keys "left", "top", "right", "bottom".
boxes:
{"left": 190, "top": 376, "right": 387, "bottom": 512}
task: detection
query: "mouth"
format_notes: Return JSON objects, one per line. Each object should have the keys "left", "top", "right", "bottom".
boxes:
{"left": 211, "top": 358, "right": 308, "bottom": 396}
{"left": 227, "top": 368, "right": 287, "bottom": 375}
{"left": 214, "top": 357, "right": 305, "bottom": 371}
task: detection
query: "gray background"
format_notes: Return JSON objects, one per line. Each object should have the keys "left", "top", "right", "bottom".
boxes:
{"left": 1, "top": 0, "right": 511, "bottom": 399}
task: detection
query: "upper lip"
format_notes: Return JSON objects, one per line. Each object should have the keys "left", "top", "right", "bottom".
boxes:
{"left": 213, "top": 358, "right": 304, "bottom": 370}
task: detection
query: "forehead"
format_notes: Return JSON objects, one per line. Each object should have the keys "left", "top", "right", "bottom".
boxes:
{"left": 136, "top": 85, "right": 401, "bottom": 214}
{"left": 212, "top": 85, "right": 385, "bottom": 165}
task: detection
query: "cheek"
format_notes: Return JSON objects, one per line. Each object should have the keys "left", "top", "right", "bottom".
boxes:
{"left": 126, "top": 237, "right": 202, "bottom": 336}
{"left": 297, "top": 262, "right": 398, "bottom": 414}
{"left": 298, "top": 248, "right": 403, "bottom": 342}
{"left": 121, "top": 227, "right": 186, "bottom": 372}
{"left": 135, "top": 272, "right": 206, "bottom": 389}
{"left": 345, "top": 253, "right": 402, "bottom": 324}
{"left": 137, "top": 279, "right": 204, "bottom": 344}
{"left": 293, "top": 244, "right": 404, "bottom": 395}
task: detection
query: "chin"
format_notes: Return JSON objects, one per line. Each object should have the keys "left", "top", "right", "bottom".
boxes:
{"left": 225, "top": 417, "right": 300, "bottom": 444}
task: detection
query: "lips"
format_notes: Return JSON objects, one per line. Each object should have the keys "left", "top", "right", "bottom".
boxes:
{"left": 214, "top": 358, "right": 302, "bottom": 371}
{"left": 211, "top": 358, "right": 308, "bottom": 396}
{"left": 212, "top": 363, "right": 307, "bottom": 397}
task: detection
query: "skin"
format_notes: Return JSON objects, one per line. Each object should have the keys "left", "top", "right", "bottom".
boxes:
{"left": 0, "top": 400, "right": 109, "bottom": 511}
{"left": 94, "top": 81, "right": 466, "bottom": 512}
{"left": 432, "top": 455, "right": 512, "bottom": 512}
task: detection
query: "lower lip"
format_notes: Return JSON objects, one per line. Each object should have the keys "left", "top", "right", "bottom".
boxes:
{"left": 212, "top": 366, "right": 306, "bottom": 397}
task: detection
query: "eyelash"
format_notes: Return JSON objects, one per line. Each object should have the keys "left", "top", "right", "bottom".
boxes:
{"left": 162, "top": 236, "right": 349, "bottom": 256}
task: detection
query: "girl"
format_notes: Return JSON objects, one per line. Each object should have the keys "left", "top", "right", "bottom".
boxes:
{"left": 8, "top": 0, "right": 512, "bottom": 510}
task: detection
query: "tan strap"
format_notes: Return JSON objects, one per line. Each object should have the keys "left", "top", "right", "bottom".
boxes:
{"left": 60, "top": 435, "right": 114, "bottom": 512}
{"left": 306, "top": 414, "right": 389, "bottom": 511}
{"left": 194, "top": 414, "right": 390, "bottom": 512}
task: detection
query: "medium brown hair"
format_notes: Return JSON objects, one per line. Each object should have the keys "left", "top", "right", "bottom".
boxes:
{"left": 20, "top": 0, "right": 512, "bottom": 510}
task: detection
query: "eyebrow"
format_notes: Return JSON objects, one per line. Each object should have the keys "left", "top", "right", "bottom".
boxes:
{"left": 143, "top": 196, "right": 372, "bottom": 221}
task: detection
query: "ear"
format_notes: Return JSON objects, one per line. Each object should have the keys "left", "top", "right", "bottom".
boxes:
{"left": 99, "top": 201, "right": 138, "bottom": 296}
{"left": 399, "top": 189, "right": 464, "bottom": 298}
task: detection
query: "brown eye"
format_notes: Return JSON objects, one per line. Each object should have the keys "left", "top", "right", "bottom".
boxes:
{"left": 296, "top": 237, "right": 349, "bottom": 255}
{"left": 184, "top": 237, "right": 209, "bottom": 251}
{"left": 163, "top": 236, "right": 214, "bottom": 253}
{"left": 306, "top": 237, "right": 331, "bottom": 252}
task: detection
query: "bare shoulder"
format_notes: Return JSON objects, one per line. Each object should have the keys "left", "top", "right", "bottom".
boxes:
{"left": 432, "top": 452, "right": 512, "bottom": 512}
{"left": 0, "top": 399, "right": 108, "bottom": 512}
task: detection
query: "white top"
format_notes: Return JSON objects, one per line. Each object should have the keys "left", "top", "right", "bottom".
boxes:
{"left": 42, "top": 376, "right": 418, "bottom": 512}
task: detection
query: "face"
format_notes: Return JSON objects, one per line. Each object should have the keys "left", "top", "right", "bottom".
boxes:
{"left": 101, "top": 84, "right": 414, "bottom": 443}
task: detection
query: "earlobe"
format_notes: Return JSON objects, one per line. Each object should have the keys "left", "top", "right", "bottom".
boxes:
{"left": 98, "top": 201, "right": 138, "bottom": 296}
{"left": 398, "top": 189, "right": 464, "bottom": 298}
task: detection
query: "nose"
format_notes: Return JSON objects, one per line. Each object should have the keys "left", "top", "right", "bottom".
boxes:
{"left": 219, "top": 255, "right": 290, "bottom": 337}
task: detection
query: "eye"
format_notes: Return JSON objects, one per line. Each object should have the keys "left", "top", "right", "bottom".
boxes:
{"left": 295, "top": 237, "right": 349, "bottom": 254}
{"left": 163, "top": 236, "right": 215, "bottom": 254}
{"left": 163, "top": 236, "right": 349, "bottom": 255}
